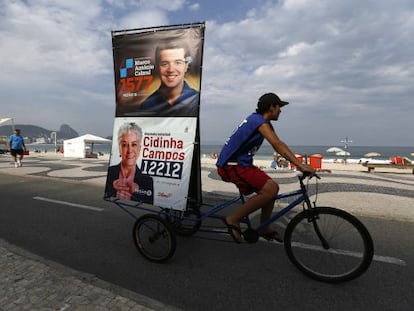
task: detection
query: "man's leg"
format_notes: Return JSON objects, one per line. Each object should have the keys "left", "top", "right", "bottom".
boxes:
{"left": 18, "top": 150, "right": 24, "bottom": 166}
{"left": 10, "top": 150, "right": 18, "bottom": 167}
{"left": 257, "top": 183, "right": 283, "bottom": 241}
{"left": 226, "top": 179, "right": 279, "bottom": 228}
{"left": 260, "top": 199, "right": 277, "bottom": 226}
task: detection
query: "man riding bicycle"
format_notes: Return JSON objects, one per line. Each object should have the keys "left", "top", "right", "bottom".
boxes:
{"left": 216, "top": 92, "right": 315, "bottom": 243}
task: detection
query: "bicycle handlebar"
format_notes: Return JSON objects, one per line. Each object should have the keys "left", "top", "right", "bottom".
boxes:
{"left": 298, "top": 169, "right": 332, "bottom": 181}
{"left": 299, "top": 172, "right": 320, "bottom": 180}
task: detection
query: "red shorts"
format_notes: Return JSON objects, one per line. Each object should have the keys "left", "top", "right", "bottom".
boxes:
{"left": 217, "top": 165, "right": 271, "bottom": 195}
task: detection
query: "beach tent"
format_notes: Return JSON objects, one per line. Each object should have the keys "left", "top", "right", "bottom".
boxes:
{"left": 364, "top": 152, "right": 381, "bottom": 157}
{"left": 336, "top": 150, "right": 351, "bottom": 157}
{"left": 326, "top": 147, "right": 344, "bottom": 153}
{"left": 0, "top": 117, "right": 15, "bottom": 130}
{"left": 0, "top": 118, "right": 15, "bottom": 151}
{"left": 0, "top": 117, "right": 13, "bottom": 125}
{"left": 63, "top": 134, "right": 111, "bottom": 158}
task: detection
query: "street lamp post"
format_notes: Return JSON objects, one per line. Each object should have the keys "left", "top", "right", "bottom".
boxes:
{"left": 340, "top": 136, "right": 352, "bottom": 164}
{"left": 51, "top": 132, "right": 57, "bottom": 152}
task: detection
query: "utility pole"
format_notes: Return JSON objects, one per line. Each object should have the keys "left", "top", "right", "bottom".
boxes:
{"left": 340, "top": 136, "right": 352, "bottom": 150}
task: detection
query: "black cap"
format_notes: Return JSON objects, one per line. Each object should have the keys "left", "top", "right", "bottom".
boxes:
{"left": 259, "top": 93, "right": 289, "bottom": 107}
{"left": 256, "top": 93, "right": 289, "bottom": 114}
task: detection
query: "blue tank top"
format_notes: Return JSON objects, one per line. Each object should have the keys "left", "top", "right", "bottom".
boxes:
{"left": 216, "top": 113, "right": 269, "bottom": 168}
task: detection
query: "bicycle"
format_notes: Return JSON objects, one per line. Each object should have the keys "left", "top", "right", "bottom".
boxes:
{"left": 109, "top": 172, "right": 374, "bottom": 283}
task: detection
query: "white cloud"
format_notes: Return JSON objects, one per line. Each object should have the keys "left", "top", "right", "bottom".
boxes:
{"left": 120, "top": 0, "right": 186, "bottom": 11}
{"left": 278, "top": 42, "right": 313, "bottom": 57}
{"left": 0, "top": 0, "right": 113, "bottom": 132}
{"left": 0, "top": 0, "right": 108, "bottom": 76}
{"left": 118, "top": 10, "right": 169, "bottom": 29}
{"left": 189, "top": 3, "right": 200, "bottom": 11}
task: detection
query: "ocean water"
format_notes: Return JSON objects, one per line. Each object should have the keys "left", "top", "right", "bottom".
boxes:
{"left": 26, "top": 143, "right": 414, "bottom": 161}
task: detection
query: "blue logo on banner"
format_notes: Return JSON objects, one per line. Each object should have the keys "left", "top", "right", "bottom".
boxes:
{"left": 120, "top": 58, "right": 134, "bottom": 78}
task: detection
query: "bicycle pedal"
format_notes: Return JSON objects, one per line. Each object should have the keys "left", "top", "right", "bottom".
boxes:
{"left": 242, "top": 228, "right": 259, "bottom": 243}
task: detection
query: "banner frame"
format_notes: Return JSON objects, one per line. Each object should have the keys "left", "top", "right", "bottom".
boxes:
{"left": 111, "top": 22, "right": 206, "bottom": 37}
{"left": 107, "top": 22, "right": 206, "bottom": 211}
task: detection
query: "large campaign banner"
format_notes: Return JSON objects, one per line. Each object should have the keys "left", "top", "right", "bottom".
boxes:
{"left": 112, "top": 23, "right": 204, "bottom": 117}
{"left": 105, "top": 23, "right": 205, "bottom": 211}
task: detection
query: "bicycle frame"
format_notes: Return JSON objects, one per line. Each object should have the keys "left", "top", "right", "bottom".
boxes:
{"left": 194, "top": 175, "right": 313, "bottom": 233}
{"left": 108, "top": 174, "right": 315, "bottom": 235}
{"left": 256, "top": 175, "right": 313, "bottom": 232}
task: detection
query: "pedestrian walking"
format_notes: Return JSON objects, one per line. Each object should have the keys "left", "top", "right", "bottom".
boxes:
{"left": 8, "top": 129, "right": 26, "bottom": 167}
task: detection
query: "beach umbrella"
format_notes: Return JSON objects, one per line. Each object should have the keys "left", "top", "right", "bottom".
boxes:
{"left": 336, "top": 150, "right": 350, "bottom": 156}
{"left": 326, "top": 147, "right": 344, "bottom": 153}
{"left": 364, "top": 152, "right": 381, "bottom": 157}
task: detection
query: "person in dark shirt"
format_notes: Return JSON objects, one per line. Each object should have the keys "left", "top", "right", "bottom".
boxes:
{"left": 139, "top": 41, "right": 199, "bottom": 117}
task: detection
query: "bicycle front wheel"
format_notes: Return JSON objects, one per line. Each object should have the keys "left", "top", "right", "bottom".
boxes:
{"left": 133, "top": 214, "right": 176, "bottom": 263}
{"left": 284, "top": 207, "right": 374, "bottom": 283}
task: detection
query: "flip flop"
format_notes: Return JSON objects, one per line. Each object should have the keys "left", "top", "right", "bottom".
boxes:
{"left": 259, "top": 231, "right": 284, "bottom": 243}
{"left": 223, "top": 218, "right": 242, "bottom": 243}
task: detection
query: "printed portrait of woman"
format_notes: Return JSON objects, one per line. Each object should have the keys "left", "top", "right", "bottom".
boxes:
{"left": 104, "top": 122, "right": 154, "bottom": 204}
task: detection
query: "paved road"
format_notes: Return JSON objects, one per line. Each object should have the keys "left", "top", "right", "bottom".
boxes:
{"left": 0, "top": 238, "right": 176, "bottom": 310}
{"left": 0, "top": 156, "right": 179, "bottom": 310}
{"left": 0, "top": 155, "right": 413, "bottom": 310}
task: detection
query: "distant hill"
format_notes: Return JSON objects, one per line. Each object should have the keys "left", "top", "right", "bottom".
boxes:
{"left": 0, "top": 124, "right": 79, "bottom": 140}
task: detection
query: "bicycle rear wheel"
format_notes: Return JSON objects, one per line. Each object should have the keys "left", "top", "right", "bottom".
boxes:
{"left": 284, "top": 207, "right": 374, "bottom": 283}
{"left": 133, "top": 214, "right": 176, "bottom": 263}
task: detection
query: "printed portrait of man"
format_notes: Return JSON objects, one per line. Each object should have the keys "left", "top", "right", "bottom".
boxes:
{"left": 138, "top": 40, "right": 200, "bottom": 117}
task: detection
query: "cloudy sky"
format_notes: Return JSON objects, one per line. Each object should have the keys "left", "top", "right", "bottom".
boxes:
{"left": 1, "top": 0, "right": 413, "bottom": 146}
